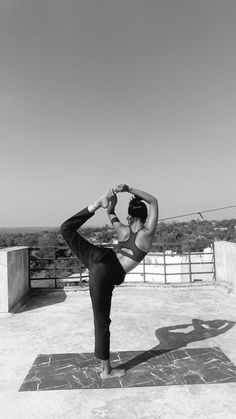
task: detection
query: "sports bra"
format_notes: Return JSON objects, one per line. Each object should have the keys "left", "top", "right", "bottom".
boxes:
{"left": 116, "top": 229, "right": 148, "bottom": 263}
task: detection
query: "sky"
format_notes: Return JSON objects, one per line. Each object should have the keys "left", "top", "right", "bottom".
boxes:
{"left": 0, "top": 0, "right": 236, "bottom": 227}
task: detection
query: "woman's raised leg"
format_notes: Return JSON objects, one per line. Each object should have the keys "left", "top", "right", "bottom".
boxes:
{"left": 60, "top": 189, "right": 115, "bottom": 267}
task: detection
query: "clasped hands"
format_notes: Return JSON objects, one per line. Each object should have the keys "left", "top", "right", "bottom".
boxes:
{"left": 107, "top": 184, "right": 130, "bottom": 199}
{"left": 106, "top": 184, "right": 130, "bottom": 211}
{"left": 112, "top": 184, "right": 130, "bottom": 194}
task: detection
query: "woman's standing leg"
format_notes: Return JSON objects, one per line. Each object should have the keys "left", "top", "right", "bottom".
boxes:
{"left": 89, "top": 263, "right": 113, "bottom": 360}
{"left": 89, "top": 261, "right": 126, "bottom": 379}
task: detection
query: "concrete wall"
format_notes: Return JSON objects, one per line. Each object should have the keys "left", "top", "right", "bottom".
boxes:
{"left": 0, "top": 247, "right": 29, "bottom": 312}
{"left": 214, "top": 241, "right": 236, "bottom": 293}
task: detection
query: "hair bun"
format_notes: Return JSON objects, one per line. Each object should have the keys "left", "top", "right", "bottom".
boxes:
{"left": 130, "top": 196, "right": 143, "bottom": 207}
{"left": 128, "top": 195, "right": 148, "bottom": 223}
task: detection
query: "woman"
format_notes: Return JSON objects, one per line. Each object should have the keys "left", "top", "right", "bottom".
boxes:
{"left": 60, "top": 184, "right": 158, "bottom": 379}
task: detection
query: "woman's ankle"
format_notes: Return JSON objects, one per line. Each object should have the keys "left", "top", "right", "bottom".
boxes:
{"left": 88, "top": 202, "right": 100, "bottom": 213}
{"left": 88, "top": 190, "right": 115, "bottom": 213}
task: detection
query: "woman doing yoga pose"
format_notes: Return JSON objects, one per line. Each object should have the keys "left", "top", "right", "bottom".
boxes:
{"left": 60, "top": 184, "right": 158, "bottom": 379}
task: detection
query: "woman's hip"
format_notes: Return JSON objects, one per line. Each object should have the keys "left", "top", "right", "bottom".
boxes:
{"left": 89, "top": 250, "right": 126, "bottom": 286}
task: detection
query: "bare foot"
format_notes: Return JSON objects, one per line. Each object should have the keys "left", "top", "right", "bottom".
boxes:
{"left": 95, "top": 190, "right": 115, "bottom": 209}
{"left": 100, "top": 368, "right": 126, "bottom": 380}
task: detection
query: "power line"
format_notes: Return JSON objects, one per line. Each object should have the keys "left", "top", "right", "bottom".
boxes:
{"left": 159, "top": 205, "right": 236, "bottom": 222}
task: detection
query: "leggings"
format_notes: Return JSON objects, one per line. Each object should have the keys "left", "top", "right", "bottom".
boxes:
{"left": 60, "top": 207, "right": 126, "bottom": 360}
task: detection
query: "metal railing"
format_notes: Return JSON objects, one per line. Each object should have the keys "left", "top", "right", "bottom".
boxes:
{"left": 29, "top": 242, "right": 216, "bottom": 289}
{"left": 131, "top": 245, "right": 216, "bottom": 284}
{"left": 29, "top": 247, "right": 87, "bottom": 289}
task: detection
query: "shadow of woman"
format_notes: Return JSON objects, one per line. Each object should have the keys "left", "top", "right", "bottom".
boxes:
{"left": 117, "top": 318, "right": 235, "bottom": 371}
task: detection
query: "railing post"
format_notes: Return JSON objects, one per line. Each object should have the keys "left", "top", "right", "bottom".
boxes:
{"left": 143, "top": 257, "right": 146, "bottom": 282}
{"left": 188, "top": 246, "right": 192, "bottom": 284}
{"left": 79, "top": 261, "right": 82, "bottom": 286}
{"left": 212, "top": 241, "right": 217, "bottom": 282}
{"left": 28, "top": 247, "right": 31, "bottom": 289}
{"left": 163, "top": 244, "right": 167, "bottom": 284}
{"left": 54, "top": 247, "right": 57, "bottom": 288}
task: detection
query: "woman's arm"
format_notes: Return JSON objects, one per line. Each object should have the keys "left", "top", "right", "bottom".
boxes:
{"left": 107, "top": 194, "right": 118, "bottom": 215}
{"left": 107, "top": 195, "right": 120, "bottom": 224}
{"left": 115, "top": 184, "right": 159, "bottom": 234}
{"left": 106, "top": 194, "right": 127, "bottom": 235}
{"left": 115, "top": 184, "right": 157, "bottom": 205}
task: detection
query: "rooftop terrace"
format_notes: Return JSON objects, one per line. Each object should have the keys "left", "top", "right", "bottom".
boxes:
{"left": 0, "top": 284, "right": 236, "bottom": 419}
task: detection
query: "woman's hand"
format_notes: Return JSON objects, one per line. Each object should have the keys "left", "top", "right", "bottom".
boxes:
{"left": 114, "top": 184, "right": 130, "bottom": 193}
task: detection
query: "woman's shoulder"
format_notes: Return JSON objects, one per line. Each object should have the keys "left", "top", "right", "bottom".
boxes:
{"left": 136, "top": 227, "right": 155, "bottom": 252}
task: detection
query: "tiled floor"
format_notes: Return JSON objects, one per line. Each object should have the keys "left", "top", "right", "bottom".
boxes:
{"left": 19, "top": 347, "right": 236, "bottom": 391}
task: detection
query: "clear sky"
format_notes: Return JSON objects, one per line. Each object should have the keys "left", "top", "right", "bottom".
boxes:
{"left": 0, "top": 0, "right": 236, "bottom": 227}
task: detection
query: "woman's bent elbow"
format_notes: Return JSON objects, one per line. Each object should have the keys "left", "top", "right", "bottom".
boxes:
{"left": 151, "top": 198, "right": 158, "bottom": 206}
